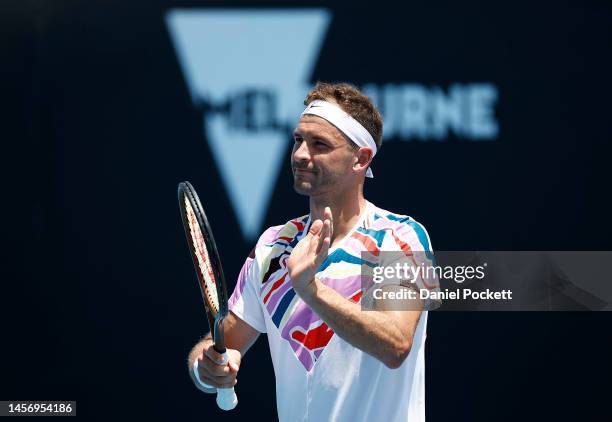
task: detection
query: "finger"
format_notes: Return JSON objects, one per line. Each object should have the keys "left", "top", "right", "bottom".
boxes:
{"left": 200, "top": 372, "right": 237, "bottom": 389}
{"left": 309, "top": 219, "right": 323, "bottom": 236}
{"left": 199, "top": 371, "right": 221, "bottom": 388}
{"left": 227, "top": 349, "right": 241, "bottom": 368}
{"left": 215, "top": 380, "right": 237, "bottom": 389}
{"left": 314, "top": 217, "right": 328, "bottom": 254}
{"left": 315, "top": 218, "right": 331, "bottom": 259}
{"left": 216, "top": 378, "right": 238, "bottom": 389}
{"left": 322, "top": 206, "right": 332, "bottom": 242}
{"left": 307, "top": 219, "right": 323, "bottom": 255}
{"left": 323, "top": 206, "right": 332, "bottom": 222}
{"left": 228, "top": 359, "right": 240, "bottom": 373}
{"left": 205, "top": 365, "right": 237, "bottom": 385}
{"left": 198, "top": 368, "right": 232, "bottom": 387}
{"left": 324, "top": 207, "right": 334, "bottom": 238}
{"left": 199, "top": 355, "right": 231, "bottom": 377}
{"left": 204, "top": 345, "right": 225, "bottom": 366}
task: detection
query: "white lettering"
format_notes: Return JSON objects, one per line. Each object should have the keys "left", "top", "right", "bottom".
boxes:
{"left": 363, "top": 83, "right": 499, "bottom": 141}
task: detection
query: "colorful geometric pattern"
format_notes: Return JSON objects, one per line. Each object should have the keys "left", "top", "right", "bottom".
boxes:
{"left": 254, "top": 204, "right": 432, "bottom": 371}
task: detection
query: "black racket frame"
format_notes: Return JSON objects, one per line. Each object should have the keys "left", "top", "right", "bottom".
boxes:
{"left": 178, "top": 181, "right": 229, "bottom": 354}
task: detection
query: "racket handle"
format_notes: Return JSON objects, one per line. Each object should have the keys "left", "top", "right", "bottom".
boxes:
{"left": 216, "top": 386, "right": 238, "bottom": 411}
{"left": 215, "top": 352, "right": 238, "bottom": 410}
{"left": 192, "top": 353, "right": 238, "bottom": 411}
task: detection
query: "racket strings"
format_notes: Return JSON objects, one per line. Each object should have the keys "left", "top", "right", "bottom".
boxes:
{"left": 184, "top": 196, "right": 219, "bottom": 314}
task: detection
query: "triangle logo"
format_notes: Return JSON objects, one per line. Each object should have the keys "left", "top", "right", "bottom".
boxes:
{"left": 166, "top": 9, "right": 331, "bottom": 240}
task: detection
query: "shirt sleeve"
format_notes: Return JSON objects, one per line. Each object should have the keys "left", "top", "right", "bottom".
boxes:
{"left": 228, "top": 254, "right": 267, "bottom": 333}
{"left": 377, "top": 218, "right": 441, "bottom": 310}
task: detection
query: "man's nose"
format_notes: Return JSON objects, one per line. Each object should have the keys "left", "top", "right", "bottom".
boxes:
{"left": 293, "top": 141, "right": 310, "bottom": 162}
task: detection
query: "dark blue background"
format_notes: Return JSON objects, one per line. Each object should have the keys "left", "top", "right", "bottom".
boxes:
{"left": 3, "top": 1, "right": 611, "bottom": 420}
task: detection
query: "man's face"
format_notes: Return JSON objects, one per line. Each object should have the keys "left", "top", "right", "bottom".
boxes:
{"left": 291, "top": 114, "right": 357, "bottom": 196}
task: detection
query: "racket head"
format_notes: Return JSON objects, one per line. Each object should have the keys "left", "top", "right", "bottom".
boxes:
{"left": 178, "top": 181, "right": 229, "bottom": 351}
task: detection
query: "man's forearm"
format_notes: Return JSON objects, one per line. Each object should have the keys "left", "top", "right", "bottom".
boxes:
{"left": 296, "top": 278, "right": 420, "bottom": 369}
{"left": 188, "top": 312, "right": 259, "bottom": 366}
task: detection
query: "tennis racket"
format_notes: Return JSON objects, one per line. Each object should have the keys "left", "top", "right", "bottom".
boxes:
{"left": 178, "top": 181, "right": 238, "bottom": 411}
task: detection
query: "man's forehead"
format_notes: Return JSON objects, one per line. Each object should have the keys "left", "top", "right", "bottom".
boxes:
{"left": 294, "top": 114, "right": 345, "bottom": 139}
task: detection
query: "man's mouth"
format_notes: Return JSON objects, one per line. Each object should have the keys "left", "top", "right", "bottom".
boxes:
{"left": 293, "top": 167, "right": 316, "bottom": 174}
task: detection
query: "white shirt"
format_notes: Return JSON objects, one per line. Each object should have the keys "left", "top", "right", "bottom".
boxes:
{"left": 229, "top": 202, "right": 434, "bottom": 421}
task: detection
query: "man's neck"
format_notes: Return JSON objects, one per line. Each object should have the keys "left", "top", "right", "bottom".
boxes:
{"left": 309, "top": 188, "right": 367, "bottom": 248}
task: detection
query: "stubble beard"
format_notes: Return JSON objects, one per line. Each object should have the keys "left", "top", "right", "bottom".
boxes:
{"left": 292, "top": 168, "right": 340, "bottom": 197}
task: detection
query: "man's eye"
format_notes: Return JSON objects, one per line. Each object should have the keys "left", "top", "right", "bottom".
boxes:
{"left": 315, "top": 141, "right": 328, "bottom": 147}
{"left": 294, "top": 136, "right": 303, "bottom": 143}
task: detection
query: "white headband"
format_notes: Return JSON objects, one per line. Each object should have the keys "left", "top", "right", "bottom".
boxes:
{"left": 301, "top": 100, "right": 377, "bottom": 178}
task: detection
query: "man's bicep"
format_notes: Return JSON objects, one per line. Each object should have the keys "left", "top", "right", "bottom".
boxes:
{"left": 224, "top": 311, "right": 261, "bottom": 355}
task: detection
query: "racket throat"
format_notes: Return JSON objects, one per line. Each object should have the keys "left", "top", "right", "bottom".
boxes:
{"left": 213, "top": 317, "right": 227, "bottom": 353}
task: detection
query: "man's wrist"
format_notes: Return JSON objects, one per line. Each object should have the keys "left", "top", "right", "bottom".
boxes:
{"left": 188, "top": 336, "right": 211, "bottom": 370}
{"left": 294, "top": 275, "right": 323, "bottom": 303}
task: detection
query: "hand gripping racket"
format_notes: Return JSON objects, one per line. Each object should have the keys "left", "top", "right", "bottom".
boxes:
{"left": 178, "top": 181, "right": 238, "bottom": 411}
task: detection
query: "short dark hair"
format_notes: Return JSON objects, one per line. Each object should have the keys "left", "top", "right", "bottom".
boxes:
{"left": 304, "top": 82, "right": 383, "bottom": 150}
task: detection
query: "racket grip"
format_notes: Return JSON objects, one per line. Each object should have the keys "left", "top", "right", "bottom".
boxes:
{"left": 216, "top": 386, "right": 238, "bottom": 411}
{"left": 192, "top": 353, "right": 238, "bottom": 411}
{"left": 216, "top": 352, "right": 238, "bottom": 410}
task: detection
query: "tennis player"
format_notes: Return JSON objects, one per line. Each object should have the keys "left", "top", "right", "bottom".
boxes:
{"left": 188, "top": 82, "right": 437, "bottom": 421}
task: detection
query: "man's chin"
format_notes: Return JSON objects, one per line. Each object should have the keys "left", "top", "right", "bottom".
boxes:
{"left": 293, "top": 181, "right": 315, "bottom": 196}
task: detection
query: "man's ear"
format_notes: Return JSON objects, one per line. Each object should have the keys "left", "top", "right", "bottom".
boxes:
{"left": 353, "top": 147, "right": 374, "bottom": 173}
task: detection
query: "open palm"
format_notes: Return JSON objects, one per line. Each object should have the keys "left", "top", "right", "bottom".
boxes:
{"left": 287, "top": 207, "right": 333, "bottom": 292}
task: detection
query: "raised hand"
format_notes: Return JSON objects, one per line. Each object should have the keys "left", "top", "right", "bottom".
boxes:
{"left": 287, "top": 207, "right": 333, "bottom": 295}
